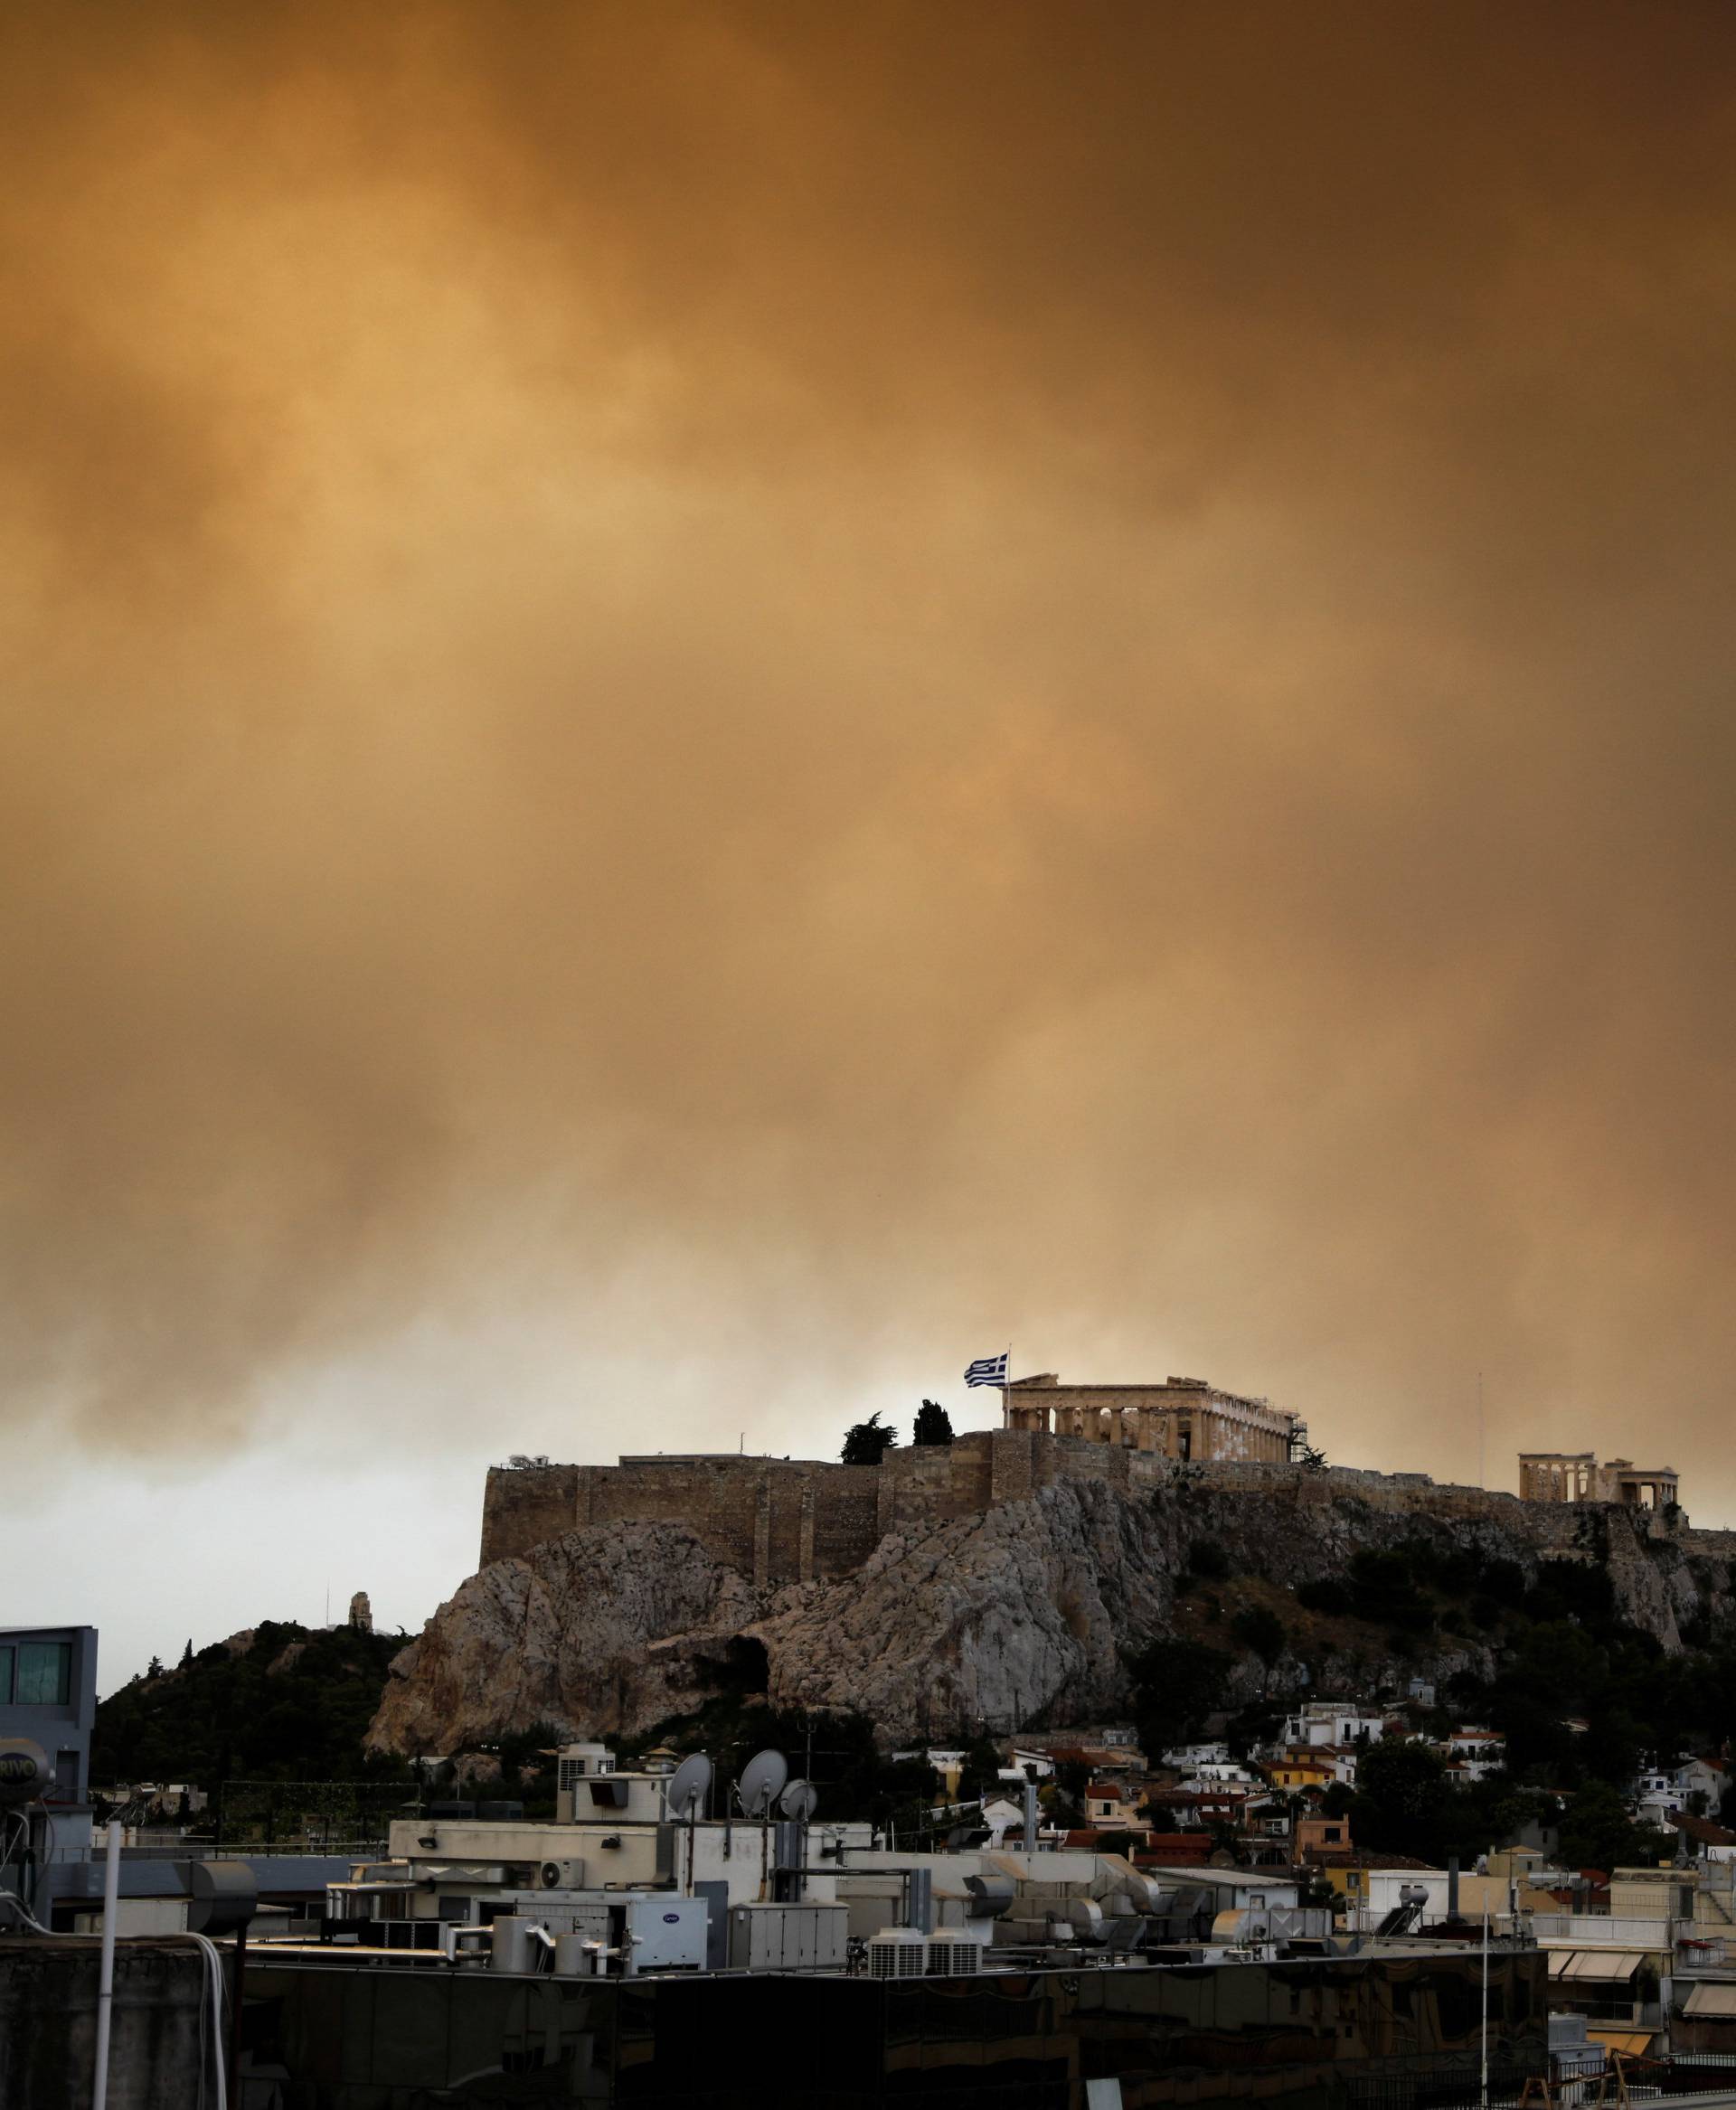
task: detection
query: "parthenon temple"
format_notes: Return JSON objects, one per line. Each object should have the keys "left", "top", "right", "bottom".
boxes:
{"left": 1517, "top": 1451, "right": 1680, "bottom": 1511}
{"left": 1001, "top": 1372, "right": 1301, "bottom": 1464}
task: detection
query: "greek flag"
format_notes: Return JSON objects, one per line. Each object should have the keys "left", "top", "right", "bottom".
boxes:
{"left": 964, "top": 1352, "right": 1009, "bottom": 1388}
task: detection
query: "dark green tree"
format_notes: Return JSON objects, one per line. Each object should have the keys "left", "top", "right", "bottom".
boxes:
{"left": 1225, "top": 1701, "right": 1284, "bottom": 1759}
{"left": 1558, "top": 1781, "right": 1663, "bottom": 1872}
{"left": 1127, "top": 1637, "right": 1231, "bottom": 1748}
{"left": 1048, "top": 1761, "right": 1089, "bottom": 1831}
{"left": 1580, "top": 1709, "right": 1646, "bottom": 1788}
{"left": 179, "top": 1640, "right": 193, "bottom": 1668}
{"left": 1231, "top": 1604, "right": 1287, "bottom": 1668}
{"left": 911, "top": 1400, "right": 955, "bottom": 1446}
{"left": 1347, "top": 1549, "right": 1434, "bottom": 1634}
{"left": 958, "top": 1731, "right": 1005, "bottom": 1801}
{"left": 1351, "top": 1738, "right": 1451, "bottom": 1859}
{"left": 841, "top": 1412, "right": 898, "bottom": 1465}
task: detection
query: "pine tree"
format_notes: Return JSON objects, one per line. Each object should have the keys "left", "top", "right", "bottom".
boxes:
{"left": 911, "top": 1399, "right": 954, "bottom": 1446}
{"left": 841, "top": 1411, "right": 898, "bottom": 1465}
{"left": 146, "top": 1656, "right": 165, "bottom": 1680}
{"left": 179, "top": 1639, "right": 193, "bottom": 1668}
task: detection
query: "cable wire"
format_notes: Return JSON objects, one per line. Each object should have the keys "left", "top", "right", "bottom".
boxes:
{"left": 186, "top": 1933, "right": 230, "bottom": 2110}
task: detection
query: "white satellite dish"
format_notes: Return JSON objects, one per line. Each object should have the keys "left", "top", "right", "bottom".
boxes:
{"left": 665, "top": 1753, "right": 712, "bottom": 1819}
{"left": 737, "top": 1748, "right": 788, "bottom": 1818}
{"left": 778, "top": 1777, "right": 818, "bottom": 1823}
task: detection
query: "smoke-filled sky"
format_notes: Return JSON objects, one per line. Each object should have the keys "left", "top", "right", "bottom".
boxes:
{"left": 5, "top": 3, "right": 1735, "bottom": 1683}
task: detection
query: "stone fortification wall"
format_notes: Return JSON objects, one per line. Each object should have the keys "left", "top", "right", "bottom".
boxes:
{"left": 480, "top": 1435, "right": 1694, "bottom": 1586}
{"left": 481, "top": 1440, "right": 1001, "bottom": 1583}
{"left": 479, "top": 1461, "right": 586, "bottom": 1568}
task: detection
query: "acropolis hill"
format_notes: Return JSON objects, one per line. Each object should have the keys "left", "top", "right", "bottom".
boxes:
{"left": 479, "top": 1372, "right": 1307, "bottom": 1584}
{"left": 372, "top": 1372, "right": 1727, "bottom": 1755}
{"left": 477, "top": 1371, "right": 1706, "bottom": 1587}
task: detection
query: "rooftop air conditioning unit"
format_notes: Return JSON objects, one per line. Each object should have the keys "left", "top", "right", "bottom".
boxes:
{"left": 926, "top": 1932, "right": 981, "bottom": 1976}
{"left": 539, "top": 1859, "right": 587, "bottom": 1890}
{"left": 867, "top": 1930, "right": 929, "bottom": 1980}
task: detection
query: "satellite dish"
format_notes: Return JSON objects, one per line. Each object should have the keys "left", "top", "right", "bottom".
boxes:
{"left": 665, "top": 1753, "right": 712, "bottom": 1819}
{"left": 778, "top": 1777, "right": 818, "bottom": 1822}
{"left": 737, "top": 1748, "right": 788, "bottom": 1818}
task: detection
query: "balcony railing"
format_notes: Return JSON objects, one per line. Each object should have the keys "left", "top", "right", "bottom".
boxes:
{"left": 1548, "top": 1997, "right": 1665, "bottom": 2028}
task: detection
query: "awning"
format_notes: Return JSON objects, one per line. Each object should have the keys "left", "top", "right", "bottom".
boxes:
{"left": 1586, "top": 2030, "right": 1654, "bottom": 2058}
{"left": 1683, "top": 1983, "right": 1736, "bottom": 2018}
{"left": 1553, "top": 1950, "right": 1646, "bottom": 1982}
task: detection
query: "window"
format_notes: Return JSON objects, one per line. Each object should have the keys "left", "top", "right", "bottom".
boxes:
{"left": 0, "top": 1647, "right": 12, "bottom": 1704}
{"left": 15, "top": 1642, "right": 71, "bottom": 1706}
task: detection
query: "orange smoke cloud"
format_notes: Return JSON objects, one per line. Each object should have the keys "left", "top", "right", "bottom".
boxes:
{"left": 2, "top": 4, "right": 1733, "bottom": 1502}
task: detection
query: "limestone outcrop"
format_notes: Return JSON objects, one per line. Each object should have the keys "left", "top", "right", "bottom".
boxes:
{"left": 368, "top": 1522, "right": 762, "bottom": 1754}
{"left": 368, "top": 1467, "right": 1735, "bottom": 1753}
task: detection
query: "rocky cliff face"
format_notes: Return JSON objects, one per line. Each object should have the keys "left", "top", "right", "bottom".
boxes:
{"left": 368, "top": 1474, "right": 1733, "bottom": 1754}
{"left": 367, "top": 1523, "right": 761, "bottom": 1754}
